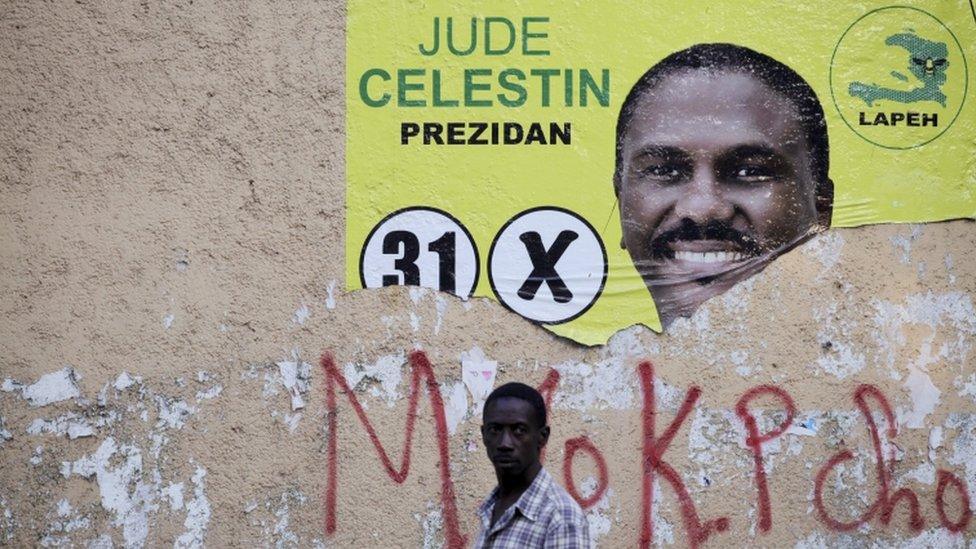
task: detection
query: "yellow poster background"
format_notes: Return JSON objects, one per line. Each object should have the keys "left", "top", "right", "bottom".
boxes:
{"left": 346, "top": 0, "right": 976, "bottom": 345}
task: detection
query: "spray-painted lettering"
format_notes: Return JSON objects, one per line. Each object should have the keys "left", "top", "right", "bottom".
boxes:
{"left": 321, "top": 351, "right": 973, "bottom": 546}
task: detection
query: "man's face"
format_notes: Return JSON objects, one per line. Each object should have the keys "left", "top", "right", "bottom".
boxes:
{"left": 481, "top": 397, "right": 549, "bottom": 478}
{"left": 617, "top": 70, "right": 819, "bottom": 296}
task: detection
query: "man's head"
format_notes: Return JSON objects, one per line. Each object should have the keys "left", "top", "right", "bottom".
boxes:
{"left": 481, "top": 383, "right": 549, "bottom": 479}
{"left": 614, "top": 43, "right": 833, "bottom": 324}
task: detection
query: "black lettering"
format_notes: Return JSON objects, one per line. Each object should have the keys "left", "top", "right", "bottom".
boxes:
{"left": 382, "top": 231, "right": 420, "bottom": 286}
{"left": 857, "top": 111, "right": 940, "bottom": 128}
{"left": 550, "top": 123, "right": 570, "bottom": 145}
{"left": 447, "top": 122, "right": 465, "bottom": 145}
{"left": 524, "top": 123, "right": 546, "bottom": 145}
{"left": 469, "top": 122, "right": 488, "bottom": 145}
{"left": 427, "top": 232, "right": 456, "bottom": 293}
{"left": 517, "top": 230, "right": 578, "bottom": 303}
{"left": 401, "top": 123, "right": 420, "bottom": 144}
{"left": 504, "top": 122, "right": 524, "bottom": 144}
{"left": 402, "top": 121, "right": 572, "bottom": 145}
{"left": 424, "top": 123, "right": 444, "bottom": 145}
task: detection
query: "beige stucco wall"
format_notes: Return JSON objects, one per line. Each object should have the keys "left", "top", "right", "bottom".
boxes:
{"left": 1, "top": 2, "right": 974, "bottom": 547}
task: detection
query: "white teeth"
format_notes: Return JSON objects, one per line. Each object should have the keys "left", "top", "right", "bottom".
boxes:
{"left": 672, "top": 251, "right": 746, "bottom": 263}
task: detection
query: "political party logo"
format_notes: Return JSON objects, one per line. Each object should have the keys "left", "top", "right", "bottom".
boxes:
{"left": 830, "top": 6, "right": 967, "bottom": 149}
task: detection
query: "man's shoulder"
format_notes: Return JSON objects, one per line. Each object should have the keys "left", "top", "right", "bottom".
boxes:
{"left": 536, "top": 470, "right": 587, "bottom": 525}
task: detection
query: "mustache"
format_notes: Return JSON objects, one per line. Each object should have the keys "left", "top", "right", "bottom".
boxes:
{"left": 649, "top": 219, "right": 761, "bottom": 257}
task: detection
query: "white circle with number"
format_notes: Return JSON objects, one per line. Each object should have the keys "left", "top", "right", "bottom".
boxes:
{"left": 360, "top": 207, "right": 479, "bottom": 299}
{"left": 489, "top": 207, "right": 607, "bottom": 324}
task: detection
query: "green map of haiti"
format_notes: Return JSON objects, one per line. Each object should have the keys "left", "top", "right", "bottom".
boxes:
{"left": 849, "top": 30, "right": 949, "bottom": 107}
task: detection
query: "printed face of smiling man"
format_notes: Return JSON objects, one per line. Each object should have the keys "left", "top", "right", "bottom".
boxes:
{"left": 616, "top": 64, "right": 825, "bottom": 326}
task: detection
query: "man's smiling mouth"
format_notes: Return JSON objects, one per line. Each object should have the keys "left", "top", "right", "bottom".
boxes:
{"left": 653, "top": 237, "right": 759, "bottom": 265}
{"left": 639, "top": 241, "right": 760, "bottom": 287}
{"left": 671, "top": 250, "right": 749, "bottom": 263}
{"left": 645, "top": 220, "right": 762, "bottom": 266}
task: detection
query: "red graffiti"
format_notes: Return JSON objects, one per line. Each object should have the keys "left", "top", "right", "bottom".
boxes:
{"left": 562, "top": 436, "right": 609, "bottom": 509}
{"left": 321, "top": 351, "right": 467, "bottom": 548}
{"left": 936, "top": 469, "right": 973, "bottom": 533}
{"left": 638, "top": 361, "right": 729, "bottom": 549}
{"left": 537, "top": 368, "right": 561, "bottom": 411}
{"left": 321, "top": 350, "right": 971, "bottom": 545}
{"left": 813, "top": 449, "right": 861, "bottom": 530}
{"left": 813, "top": 384, "right": 924, "bottom": 532}
{"left": 735, "top": 385, "right": 796, "bottom": 533}
{"left": 537, "top": 368, "right": 560, "bottom": 464}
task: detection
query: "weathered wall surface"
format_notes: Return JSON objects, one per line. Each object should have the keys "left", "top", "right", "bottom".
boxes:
{"left": 1, "top": 2, "right": 974, "bottom": 547}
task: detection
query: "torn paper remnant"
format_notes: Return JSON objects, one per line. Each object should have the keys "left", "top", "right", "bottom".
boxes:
{"left": 22, "top": 367, "right": 81, "bottom": 407}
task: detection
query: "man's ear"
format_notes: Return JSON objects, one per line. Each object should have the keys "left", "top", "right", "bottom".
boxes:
{"left": 614, "top": 171, "right": 627, "bottom": 250}
{"left": 816, "top": 177, "right": 834, "bottom": 229}
{"left": 539, "top": 425, "right": 550, "bottom": 447}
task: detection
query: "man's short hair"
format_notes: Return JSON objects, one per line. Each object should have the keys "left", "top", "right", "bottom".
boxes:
{"left": 615, "top": 43, "right": 832, "bottom": 221}
{"left": 484, "top": 382, "right": 547, "bottom": 428}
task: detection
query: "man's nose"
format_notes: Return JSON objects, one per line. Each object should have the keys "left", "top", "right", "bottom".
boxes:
{"left": 497, "top": 430, "right": 515, "bottom": 450}
{"left": 673, "top": 168, "right": 734, "bottom": 224}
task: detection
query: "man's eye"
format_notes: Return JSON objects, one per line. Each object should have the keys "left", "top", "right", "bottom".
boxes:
{"left": 486, "top": 425, "right": 501, "bottom": 434}
{"left": 639, "top": 164, "right": 683, "bottom": 181}
{"left": 733, "top": 166, "right": 775, "bottom": 182}
{"left": 513, "top": 426, "right": 527, "bottom": 435}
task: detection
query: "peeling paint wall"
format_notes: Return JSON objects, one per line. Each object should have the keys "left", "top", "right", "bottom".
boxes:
{"left": 1, "top": 2, "right": 974, "bottom": 548}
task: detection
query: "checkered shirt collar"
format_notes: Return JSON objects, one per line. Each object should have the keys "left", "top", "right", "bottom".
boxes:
{"left": 479, "top": 467, "right": 552, "bottom": 523}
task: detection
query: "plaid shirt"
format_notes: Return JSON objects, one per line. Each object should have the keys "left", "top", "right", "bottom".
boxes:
{"left": 475, "top": 468, "right": 591, "bottom": 548}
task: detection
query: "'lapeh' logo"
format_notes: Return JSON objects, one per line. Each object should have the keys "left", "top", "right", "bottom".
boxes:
{"left": 830, "top": 7, "right": 967, "bottom": 149}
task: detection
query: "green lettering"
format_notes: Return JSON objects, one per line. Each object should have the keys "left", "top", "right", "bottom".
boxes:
{"left": 522, "top": 17, "right": 549, "bottom": 56}
{"left": 447, "top": 17, "right": 477, "bottom": 56}
{"left": 563, "top": 69, "right": 573, "bottom": 107}
{"left": 431, "top": 69, "right": 459, "bottom": 107}
{"left": 580, "top": 69, "right": 610, "bottom": 107}
{"left": 359, "top": 68, "right": 391, "bottom": 107}
{"left": 485, "top": 17, "right": 516, "bottom": 55}
{"left": 530, "top": 68, "right": 559, "bottom": 107}
{"left": 418, "top": 17, "right": 440, "bottom": 56}
{"left": 397, "top": 69, "right": 426, "bottom": 107}
{"left": 497, "top": 68, "right": 527, "bottom": 107}
{"left": 464, "top": 69, "right": 493, "bottom": 107}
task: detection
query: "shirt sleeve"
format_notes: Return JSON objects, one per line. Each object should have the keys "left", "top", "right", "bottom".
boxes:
{"left": 543, "top": 517, "right": 591, "bottom": 549}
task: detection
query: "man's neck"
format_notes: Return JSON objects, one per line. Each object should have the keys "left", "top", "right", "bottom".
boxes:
{"left": 496, "top": 461, "right": 542, "bottom": 499}
{"left": 490, "top": 462, "right": 542, "bottom": 527}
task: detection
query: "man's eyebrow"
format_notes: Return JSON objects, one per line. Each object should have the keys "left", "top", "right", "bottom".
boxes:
{"left": 719, "top": 143, "right": 788, "bottom": 163}
{"left": 484, "top": 420, "right": 530, "bottom": 427}
{"left": 630, "top": 144, "right": 690, "bottom": 161}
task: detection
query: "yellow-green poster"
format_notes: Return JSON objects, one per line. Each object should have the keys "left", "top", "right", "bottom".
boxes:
{"left": 346, "top": 1, "right": 975, "bottom": 345}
